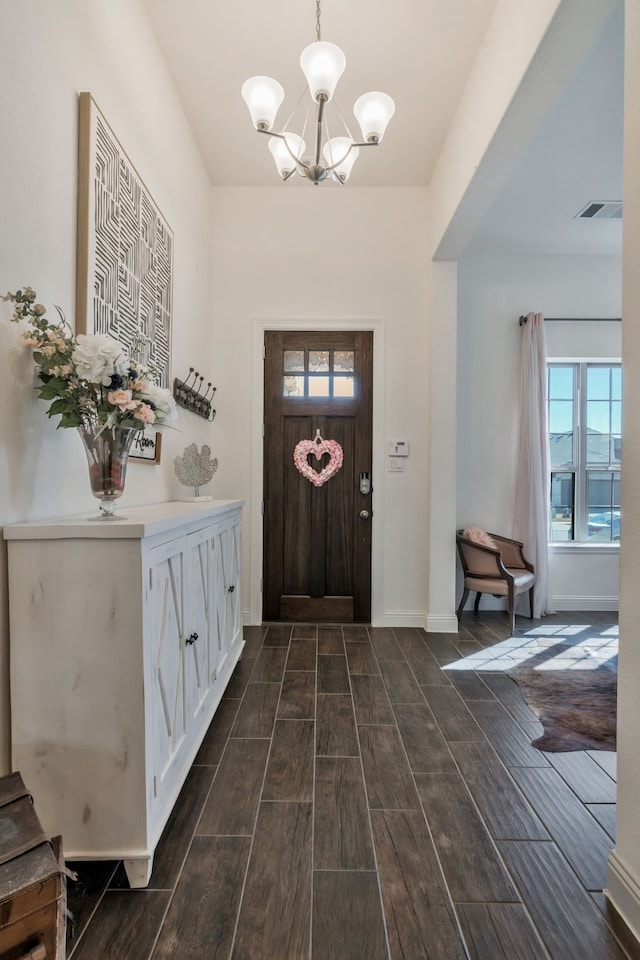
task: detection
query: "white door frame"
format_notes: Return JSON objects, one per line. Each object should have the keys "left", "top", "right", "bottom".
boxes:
{"left": 250, "top": 318, "right": 386, "bottom": 625}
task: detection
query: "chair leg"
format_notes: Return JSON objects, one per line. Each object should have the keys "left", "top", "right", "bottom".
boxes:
{"left": 529, "top": 584, "right": 535, "bottom": 619}
{"left": 457, "top": 587, "right": 469, "bottom": 620}
{"left": 508, "top": 583, "right": 516, "bottom": 635}
{"left": 474, "top": 592, "right": 481, "bottom": 613}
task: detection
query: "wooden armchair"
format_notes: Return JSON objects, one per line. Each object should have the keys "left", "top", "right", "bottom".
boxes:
{"left": 456, "top": 529, "right": 535, "bottom": 635}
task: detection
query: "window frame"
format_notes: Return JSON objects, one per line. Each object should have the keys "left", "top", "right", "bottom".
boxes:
{"left": 548, "top": 360, "right": 621, "bottom": 545}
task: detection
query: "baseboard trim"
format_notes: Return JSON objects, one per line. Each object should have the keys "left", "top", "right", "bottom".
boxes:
{"left": 425, "top": 614, "right": 460, "bottom": 634}
{"left": 551, "top": 596, "right": 619, "bottom": 611}
{"left": 607, "top": 850, "right": 640, "bottom": 945}
{"left": 375, "top": 611, "right": 426, "bottom": 628}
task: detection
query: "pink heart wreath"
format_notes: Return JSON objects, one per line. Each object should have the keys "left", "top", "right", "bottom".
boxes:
{"left": 293, "top": 437, "right": 344, "bottom": 487}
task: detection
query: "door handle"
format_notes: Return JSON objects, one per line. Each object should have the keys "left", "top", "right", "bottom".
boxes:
{"left": 359, "top": 510, "right": 370, "bottom": 519}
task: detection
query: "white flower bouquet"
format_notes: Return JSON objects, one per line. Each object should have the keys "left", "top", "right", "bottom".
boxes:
{"left": 3, "top": 286, "right": 177, "bottom": 431}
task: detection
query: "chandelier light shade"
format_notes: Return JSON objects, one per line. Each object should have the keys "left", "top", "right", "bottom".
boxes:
{"left": 241, "top": 0, "right": 395, "bottom": 185}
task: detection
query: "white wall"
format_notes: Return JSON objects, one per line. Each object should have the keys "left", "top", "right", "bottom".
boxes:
{"left": 0, "top": 0, "right": 215, "bottom": 774}
{"left": 208, "top": 187, "right": 430, "bottom": 627}
{"left": 457, "top": 252, "right": 621, "bottom": 610}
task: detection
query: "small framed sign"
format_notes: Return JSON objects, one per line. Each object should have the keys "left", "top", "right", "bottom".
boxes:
{"left": 130, "top": 428, "right": 162, "bottom": 465}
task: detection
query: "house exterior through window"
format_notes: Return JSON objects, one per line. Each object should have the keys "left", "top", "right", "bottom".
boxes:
{"left": 548, "top": 362, "right": 621, "bottom": 543}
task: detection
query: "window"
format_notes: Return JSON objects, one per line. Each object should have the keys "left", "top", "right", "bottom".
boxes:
{"left": 548, "top": 363, "right": 621, "bottom": 543}
{"left": 283, "top": 349, "right": 355, "bottom": 398}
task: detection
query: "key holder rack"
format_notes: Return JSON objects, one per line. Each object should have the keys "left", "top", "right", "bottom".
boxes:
{"left": 173, "top": 368, "right": 217, "bottom": 421}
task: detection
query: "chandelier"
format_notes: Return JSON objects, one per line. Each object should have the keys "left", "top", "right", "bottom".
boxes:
{"left": 241, "top": 0, "right": 395, "bottom": 185}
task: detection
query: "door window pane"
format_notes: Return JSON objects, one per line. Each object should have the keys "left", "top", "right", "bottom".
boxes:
{"left": 333, "top": 376, "right": 355, "bottom": 398}
{"left": 284, "top": 375, "right": 304, "bottom": 397}
{"left": 334, "top": 350, "right": 355, "bottom": 372}
{"left": 284, "top": 350, "right": 305, "bottom": 372}
{"left": 309, "top": 351, "right": 330, "bottom": 371}
{"left": 308, "top": 376, "right": 330, "bottom": 397}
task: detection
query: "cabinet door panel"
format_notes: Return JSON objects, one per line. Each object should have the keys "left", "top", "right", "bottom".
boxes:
{"left": 185, "top": 528, "right": 213, "bottom": 723}
{"left": 150, "top": 542, "right": 186, "bottom": 804}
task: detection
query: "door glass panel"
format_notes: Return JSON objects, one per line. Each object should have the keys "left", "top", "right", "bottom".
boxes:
{"left": 309, "top": 350, "right": 330, "bottom": 371}
{"left": 284, "top": 375, "right": 304, "bottom": 397}
{"left": 308, "top": 376, "right": 330, "bottom": 397}
{"left": 284, "top": 350, "right": 305, "bottom": 372}
{"left": 334, "top": 350, "right": 355, "bottom": 372}
{"left": 333, "top": 376, "right": 355, "bottom": 398}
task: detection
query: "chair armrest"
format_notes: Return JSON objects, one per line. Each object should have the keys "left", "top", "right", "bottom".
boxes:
{"left": 489, "top": 534, "right": 534, "bottom": 572}
{"left": 456, "top": 535, "right": 513, "bottom": 581}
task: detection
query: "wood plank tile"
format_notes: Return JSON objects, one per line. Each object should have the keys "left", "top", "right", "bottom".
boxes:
{"left": 422, "top": 632, "right": 461, "bottom": 661}
{"left": 358, "top": 724, "right": 420, "bottom": 810}
{"left": 459, "top": 618, "right": 508, "bottom": 646}
{"left": 345, "top": 640, "right": 380, "bottom": 675}
{"left": 415, "top": 772, "right": 518, "bottom": 903}
{"left": 509, "top": 766, "right": 614, "bottom": 890}
{"left": 371, "top": 809, "right": 467, "bottom": 960}
{"left": 250, "top": 645, "right": 288, "bottom": 682}
{"left": 278, "top": 671, "right": 316, "bottom": 719}
{"left": 233, "top": 802, "right": 312, "bottom": 960}
{"left": 70, "top": 890, "right": 171, "bottom": 960}
{"left": 378, "top": 658, "right": 423, "bottom": 702}
{"left": 587, "top": 804, "right": 616, "bottom": 840}
{"left": 404, "top": 646, "right": 451, "bottom": 685}
{"left": 457, "top": 903, "right": 550, "bottom": 960}
{"left": 318, "top": 654, "right": 350, "bottom": 693}
{"left": 66, "top": 860, "right": 119, "bottom": 947}
{"left": 312, "top": 871, "right": 387, "bottom": 960}
{"left": 479, "top": 672, "right": 539, "bottom": 725}
{"left": 369, "top": 626, "right": 404, "bottom": 659}
{"left": 242, "top": 625, "right": 267, "bottom": 657}
{"left": 223, "top": 657, "right": 257, "bottom": 699}
{"left": 286, "top": 636, "right": 317, "bottom": 671}
{"left": 314, "top": 757, "right": 375, "bottom": 870}
{"left": 592, "top": 894, "right": 640, "bottom": 960}
{"left": 291, "top": 624, "right": 317, "bottom": 639}
{"left": 198, "top": 738, "right": 270, "bottom": 835}
{"left": 316, "top": 694, "right": 359, "bottom": 757}
{"left": 263, "top": 623, "right": 292, "bottom": 646}
{"left": 421, "top": 685, "right": 484, "bottom": 741}
{"left": 146, "top": 765, "right": 216, "bottom": 889}
{"left": 342, "top": 624, "right": 370, "bottom": 641}
{"left": 351, "top": 674, "right": 395, "bottom": 724}
{"left": 589, "top": 751, "right": 617, "bottom": 781}
{"left": 546, "top": 752, "right": 616, "bottom": 803}
{"left": 453, "top": 636, "right": 485, "bottom": 658}
{"left": 392, "top": 626, "right": 431, "bottom": 652}
{"left": 498, "top": 840, "right": 627, "bottom": 959}
{"left": 468, "top": 701, "right": 550, "bottom": 766}
{"left": 318, "top": 625, "right": 345, "bottom": 654}
{"left": 448, "top": 670, "right": 495, "bottom": 702}
{"left": 230, "top": 682, "right": 281, "bottom": 738}
{"left": 393, "top": 701, "right": 457, "bottom": 773}
{"left": 151, "top": 836, "right": 250, "bottom": 960}
{"left": 449, "top": 741, "right": 548, "bottom": 841}
{"left": 262, "top": 719, "right": 315, "bottom": 802}
{"left": 194, "top": 697, "right": 240, "bottom": 765}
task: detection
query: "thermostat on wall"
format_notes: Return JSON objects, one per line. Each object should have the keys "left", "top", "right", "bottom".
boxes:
{"left": 387, "top": 440, "right": 409, "bottom": 457}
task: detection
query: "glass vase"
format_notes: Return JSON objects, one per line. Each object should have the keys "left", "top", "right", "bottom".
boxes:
{"left": 77, "top": 422, "right": 137, "bottom": 519}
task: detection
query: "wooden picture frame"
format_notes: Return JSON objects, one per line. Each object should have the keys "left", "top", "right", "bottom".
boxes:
{"left": 130, "top": 428, "right": 162, "bottom": 465}
{"left": 76, "top": 92, "right": 173, "bottom": 400}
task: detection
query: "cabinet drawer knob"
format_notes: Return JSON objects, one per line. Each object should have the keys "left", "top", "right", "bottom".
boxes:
{"left": 228, "top": 584, "right": 235, "bottom": 593}
{"left": 185, "top": 632, "right": 199, "bottom": 645}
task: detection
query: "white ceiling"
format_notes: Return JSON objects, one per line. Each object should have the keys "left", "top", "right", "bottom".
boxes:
{"left": 142, "top": 0, "right": 497, "bottom": 187}
{"left": 142, "top": 0, "right": 623, "bottom": 255}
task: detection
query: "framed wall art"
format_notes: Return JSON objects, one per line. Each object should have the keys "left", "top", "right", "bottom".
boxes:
{"left": 76, "top": 92, "right": 173, "bottom": 400}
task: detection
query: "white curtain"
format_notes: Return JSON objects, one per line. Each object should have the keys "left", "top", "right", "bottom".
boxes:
{"left": 513, "top": 312, "right": 554, "bottom": 617}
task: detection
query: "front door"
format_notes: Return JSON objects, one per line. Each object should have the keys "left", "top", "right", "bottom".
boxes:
{"left": 263, "top": 331, "right": 373, "bottom": 622}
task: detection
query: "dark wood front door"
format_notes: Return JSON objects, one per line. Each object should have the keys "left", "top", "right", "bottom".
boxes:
{"left": 263, "top": 331, "right": 373, "bottom": 622}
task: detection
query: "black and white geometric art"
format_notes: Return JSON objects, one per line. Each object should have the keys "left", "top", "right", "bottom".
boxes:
{"left": 76, "top": 93, "right": 173, "bottom": 388}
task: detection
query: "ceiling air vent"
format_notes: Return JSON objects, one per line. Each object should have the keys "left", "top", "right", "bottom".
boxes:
{"left": 575, "top": 201, "right": 623, "bottom": 220}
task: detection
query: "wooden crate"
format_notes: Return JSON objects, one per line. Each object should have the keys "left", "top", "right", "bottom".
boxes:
{"left": 0, "top": 772, "right": 66, "bottom": 960}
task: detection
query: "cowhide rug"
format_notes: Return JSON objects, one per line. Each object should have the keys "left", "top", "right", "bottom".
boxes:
{"left": 507, "top": 664, "right": 617, "bottom": 752}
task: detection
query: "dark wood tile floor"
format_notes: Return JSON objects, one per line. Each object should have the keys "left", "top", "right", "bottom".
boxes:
{"left": 66, "top": 612, "right": 639, "bottom": 960}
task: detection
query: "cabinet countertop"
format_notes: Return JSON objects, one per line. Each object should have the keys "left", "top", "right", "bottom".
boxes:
{"left": 3, "top": 499, "right": 244, "bottom": 541}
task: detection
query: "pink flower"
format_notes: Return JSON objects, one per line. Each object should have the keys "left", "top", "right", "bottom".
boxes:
{"left": 108, "top": 388, "right": 137, "bottom": 411}
{"left": 133, "top": 402, "right": 156, "bottom": 424}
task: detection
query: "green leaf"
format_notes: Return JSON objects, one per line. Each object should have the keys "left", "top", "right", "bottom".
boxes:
{"left": 47, "top": 399, "right": 70, "bottom": 416}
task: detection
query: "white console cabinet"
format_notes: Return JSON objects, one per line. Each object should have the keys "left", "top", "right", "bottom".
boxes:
{"left": 4, "top": 500, "right": 243, "bottom": 887}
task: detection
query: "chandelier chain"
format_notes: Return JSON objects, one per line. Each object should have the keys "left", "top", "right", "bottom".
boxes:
{"left": 316, "top": 0, "right": 321, "bottom": 41}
